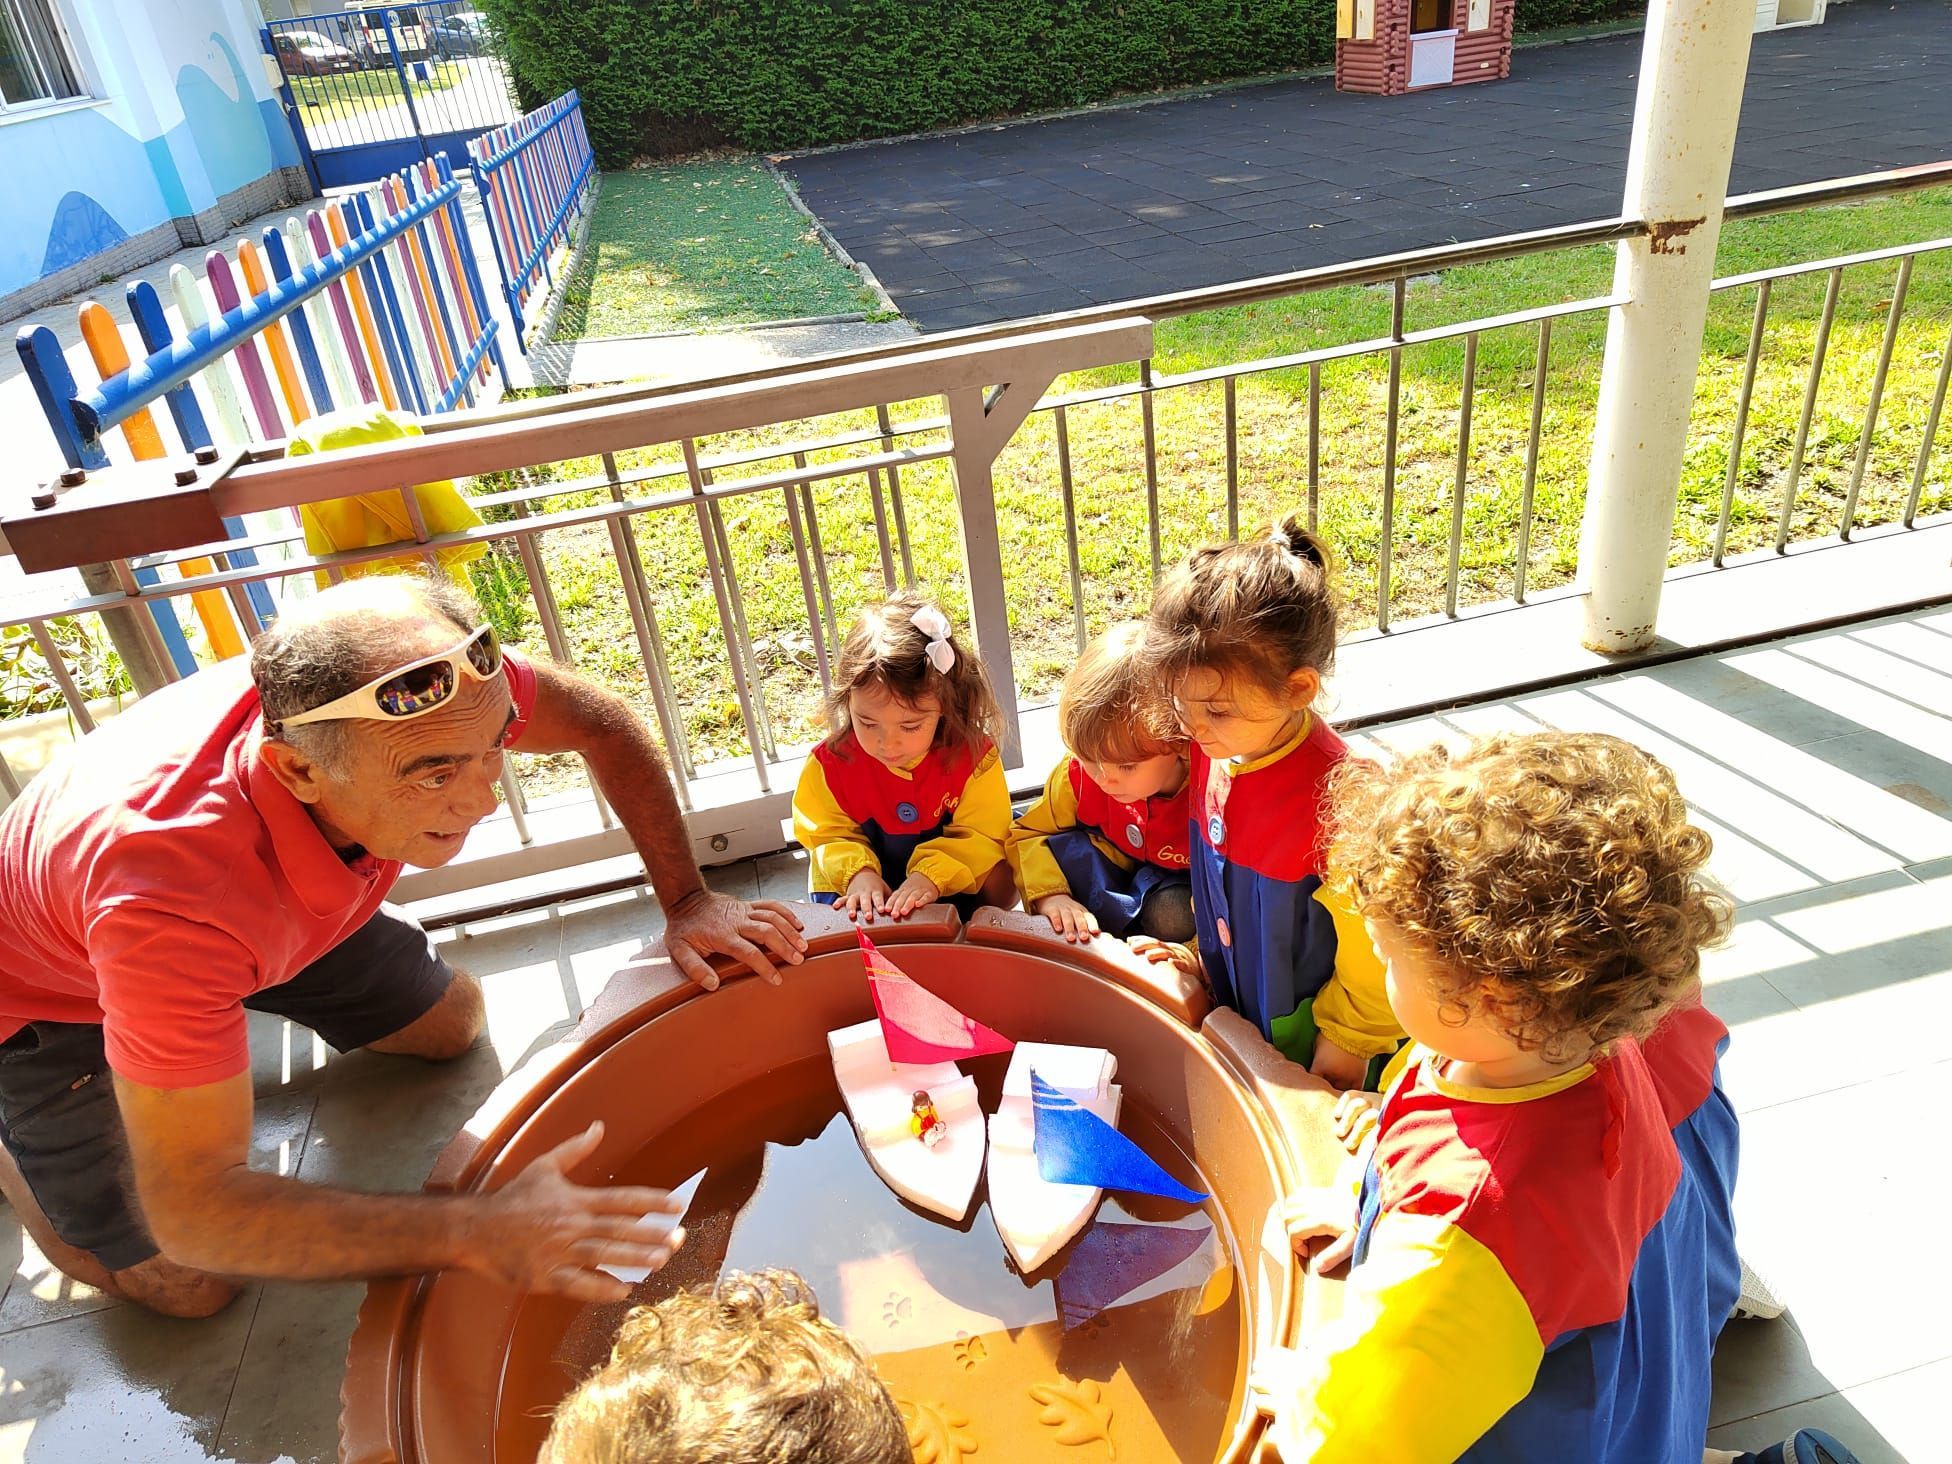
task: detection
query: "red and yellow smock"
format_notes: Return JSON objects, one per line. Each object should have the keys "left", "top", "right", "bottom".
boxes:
{"left": 1006, "top": 756, "right": 1192, "bottom": 935}
{"left": 792, "top": 732, "right": 1010, "bottom": 903}
{"left": 1188, "top": 715, "right": 1398, "bottom": 1066}
{"left": 1267, "top": 1002, "right": 1740, "bottom": 1462}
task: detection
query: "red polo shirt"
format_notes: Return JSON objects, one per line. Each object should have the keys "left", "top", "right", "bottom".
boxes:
{"left": 0, "top": 652, "right": 534, "bottom": 1089}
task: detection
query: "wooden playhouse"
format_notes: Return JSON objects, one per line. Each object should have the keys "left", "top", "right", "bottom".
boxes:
{"left": 1335, "top": 0, "right": 1516, "bottom": 95}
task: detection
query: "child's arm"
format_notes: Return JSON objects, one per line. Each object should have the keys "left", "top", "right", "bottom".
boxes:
{"left": 1007, "top": 759, "right": 1098, "bottom": 940}
{"left": 791, "top": 755, "right": 883, "bottom": 913}
{"left": 904, "top": 746, "right": 1012, "bottom": 900}
{"left": 1259, "top": 1210, "right": 1541, "bottom": 1461}
{"left": 1308, "top": 890, "right": 1405, "bottom": 1086}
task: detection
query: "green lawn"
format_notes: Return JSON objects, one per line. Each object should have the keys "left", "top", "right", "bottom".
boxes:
{"left": 468, "top": 189, "right": 1951, "bottom": 794}
{"left": 549, "top": 162, "right": 885, "bottom": 338}
{"left": 290, "top": 64, "right": 465, "bottom": 127}
{"left": 10, "top": 194, "right": 1946, "bottom": 789}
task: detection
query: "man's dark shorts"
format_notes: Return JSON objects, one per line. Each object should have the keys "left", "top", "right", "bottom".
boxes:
{"left": 0, "top": 903, "right": 454, "bottom": 1273}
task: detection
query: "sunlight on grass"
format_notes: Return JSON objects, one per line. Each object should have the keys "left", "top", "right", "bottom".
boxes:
{"left": 551, "top": 162, "right": 882, "bottom": 338}
{"left": 473, "top": 190, "right": 1952, "bottom": 797}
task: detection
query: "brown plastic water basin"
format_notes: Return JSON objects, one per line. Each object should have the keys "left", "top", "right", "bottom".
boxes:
{"left": 341, "top": 903, "right": 1347, "bottom": 1463}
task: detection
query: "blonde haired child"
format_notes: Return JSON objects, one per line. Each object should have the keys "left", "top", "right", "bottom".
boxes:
{"left": 793, "top": 592, "right": 1015, "bottom": 922}
{"left": 1141, "top": 517, "right": 1400, "bottom": 1087}
{"left": 1257, "top": 731, "right": 1739, "bottom": 1463}
{"left": 540, "top": 1268, "right": 908, "bottom": 1464}
{"left": 1008, "top": 622, "right": 1194, "bottom": 944}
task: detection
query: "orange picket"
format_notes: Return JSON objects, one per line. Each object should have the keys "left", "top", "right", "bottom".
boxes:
{"left": 327, "top": 206, "right": 399, "bottom": 412}
{"left": 76, "top": 303, "right": 246, "bottom": 660}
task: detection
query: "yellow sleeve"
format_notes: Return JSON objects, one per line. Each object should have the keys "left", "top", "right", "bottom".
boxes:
{"left": 909, "top": 746, "right": 1011, "bottom": 897}
{"left": 1006, "top": 758, "right": 1084, "bottom": 905}
{"left": 791, "top": 754, "right": 878, "bottom": 896}
{"left": 1310, "top": 887, "right": 1405, "bottom": 1059}
{"left": 1267, "top": 1211, "right": 1541, "bottom": 1463}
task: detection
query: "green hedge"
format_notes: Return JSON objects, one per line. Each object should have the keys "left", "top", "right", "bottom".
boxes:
{"left": 481, "top": 0, "right": 1632, "bottom": 167}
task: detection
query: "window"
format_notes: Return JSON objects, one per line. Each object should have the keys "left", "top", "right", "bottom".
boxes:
{"left": 0, "top": 0, "right": 83, "bottom": 113}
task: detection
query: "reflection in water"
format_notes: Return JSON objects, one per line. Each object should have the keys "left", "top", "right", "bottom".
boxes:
{"left": 500, "top": 1055, "right": 1243, "bottom": 1462}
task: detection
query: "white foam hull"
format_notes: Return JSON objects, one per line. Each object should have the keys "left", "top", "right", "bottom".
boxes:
{"left": 828, "top": 1018, "right": 984, "bottom": 1221}
{"left": 987, "top": 1042, "right": 1119, "bottom": 1273}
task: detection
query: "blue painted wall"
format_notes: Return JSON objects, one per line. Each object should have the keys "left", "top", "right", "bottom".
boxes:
{"left": 0, "top": 0, "right": 305, "bottom": 301}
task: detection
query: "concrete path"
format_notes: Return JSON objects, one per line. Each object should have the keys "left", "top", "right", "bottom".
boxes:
{"left": 2, "top": 606, "right": 1947, "bottom": 1460}
{"left": 782, "top": 0, "right": 1952, "bottom": 330}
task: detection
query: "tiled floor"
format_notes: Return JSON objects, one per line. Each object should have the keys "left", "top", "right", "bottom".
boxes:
{"left": 1, "top": 607, "right": 1947, "bottom": 1461}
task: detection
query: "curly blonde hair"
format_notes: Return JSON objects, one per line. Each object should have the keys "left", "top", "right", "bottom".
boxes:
{"left": 1060, "top": 622, "right": 1185, "bottom": 763}
{"left": 1330, "top": 731, "right": 1730, "bottom": 1058}
{"left": 539, "top": 1269, "right": 908, "bottom": 1464}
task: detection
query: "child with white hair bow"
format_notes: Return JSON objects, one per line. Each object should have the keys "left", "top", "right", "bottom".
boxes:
{"left": 792, "top": 592, "right": 1018, "bottom": 922}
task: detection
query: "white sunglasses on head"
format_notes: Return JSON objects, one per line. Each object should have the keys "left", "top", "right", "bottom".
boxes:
{"left": 279, "top": 625, "right": 503, "bottom": 729}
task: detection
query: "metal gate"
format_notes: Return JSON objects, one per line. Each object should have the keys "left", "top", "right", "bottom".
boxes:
{"left": 264, "top": 2, "right": 523, "bottom": 191}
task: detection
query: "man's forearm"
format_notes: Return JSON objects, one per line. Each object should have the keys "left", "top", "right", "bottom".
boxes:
{"left": 147, "top": 1166, "right": 478, "bottom": 1282}
{"left": 580, "top": 709, "right": 707, "bottom": 911}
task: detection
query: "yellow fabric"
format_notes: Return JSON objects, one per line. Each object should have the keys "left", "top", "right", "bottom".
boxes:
{"left": 286, "top": 405, "right": 486, "bottom": 589}
{"left": 1267, "top": 1210, "right": 1542, "bottom": 1463}
{"left": 791, "top": 745, "right": 1011, "bottom": 897}
{"left": 1428, "top": 1055, "right": 1599, "bottom": 1105}
{"left": 1377, "top": 1041, "right": 1417, "bottom": 1095}
{"left": 909, "top": 746, "right": 1011, "bottom": 897}
{"left": 1230, "top": 713, "right": 1314, "bottom": 776}
{"left": 1311, "top": 886, "right": 1405, "bottom": 1059}
{"left": 1005, "top": 757, "right": 1135, "bottom": 905}
{"left": 792, "top": 754, "right": 881, "bottom": 895}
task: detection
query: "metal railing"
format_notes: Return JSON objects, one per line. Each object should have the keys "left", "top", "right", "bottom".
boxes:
{"left": 2, "top": 163, "right": 1947, "bottom": 902}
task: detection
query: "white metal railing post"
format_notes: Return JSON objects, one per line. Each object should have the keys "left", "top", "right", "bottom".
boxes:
{"left": 1576, "top": 0, "right": 1757, "bottom": 654}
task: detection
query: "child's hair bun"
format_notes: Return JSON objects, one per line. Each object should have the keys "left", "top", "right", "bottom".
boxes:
{"left": 1275, "top": 513, "right": 1331, "bottom": 572}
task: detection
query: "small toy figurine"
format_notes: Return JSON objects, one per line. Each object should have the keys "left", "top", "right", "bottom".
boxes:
{"left": 910, "top": 1089, "right": 946, "bottom": 1149}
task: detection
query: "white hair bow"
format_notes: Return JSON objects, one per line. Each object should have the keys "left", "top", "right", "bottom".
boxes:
{"left": 911, "top": 606, "right": 957, "bottom": 674}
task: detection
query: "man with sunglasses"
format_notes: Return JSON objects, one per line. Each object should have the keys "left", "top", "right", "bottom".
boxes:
{"left": 0, "top": 575, "right": 805, "bottom": 1318}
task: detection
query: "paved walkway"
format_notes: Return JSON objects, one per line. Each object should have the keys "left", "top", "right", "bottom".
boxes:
{"left": 783, "top": 0, "right": 1952, "bottom": 330}
{"left": 0, "top": 606, "right": 1946, "bottom": 1460}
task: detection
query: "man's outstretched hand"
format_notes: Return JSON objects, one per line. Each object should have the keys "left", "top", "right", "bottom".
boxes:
{"left": 663, "top": 889, "right": 807, "bottom": 991}
{"left": 463, "top": 1121, "right": 686, "bottom": 1302}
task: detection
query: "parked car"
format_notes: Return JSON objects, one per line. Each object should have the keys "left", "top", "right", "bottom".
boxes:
{"left": 430, "top": 11, "right": 491, "bottom": 58}
{"left": 342, "top": 4, "right": 432, "bottom": 66}
{"left": 274, "top": 31, "right": 359, "bottom": 76}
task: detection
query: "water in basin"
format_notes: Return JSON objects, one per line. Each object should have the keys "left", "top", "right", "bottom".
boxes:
{"left": 497, "top": 1053, "right": 1245, "bottom": 1462}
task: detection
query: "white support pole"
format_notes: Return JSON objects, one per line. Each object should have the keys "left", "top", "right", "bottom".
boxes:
{"left": 1577, "top": 0, "right": 1756, "bottom": 654}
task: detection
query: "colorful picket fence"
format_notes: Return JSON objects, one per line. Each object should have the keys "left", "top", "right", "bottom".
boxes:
{"left": 470, "top": 90, "right": 595, "bottom": 349}
{"left": 15, "top": 154, "right": 509, "bottom": 674}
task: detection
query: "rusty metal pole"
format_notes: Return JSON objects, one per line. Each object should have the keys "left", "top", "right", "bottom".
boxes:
{"left": 1576, "top": 0, "right": 1755, "bottom": 654}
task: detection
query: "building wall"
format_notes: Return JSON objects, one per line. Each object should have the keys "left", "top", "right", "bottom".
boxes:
{"left": 0, "top": 0, "right": 310, "bottom": 317}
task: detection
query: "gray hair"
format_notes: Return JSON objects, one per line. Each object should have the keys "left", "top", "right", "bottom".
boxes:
{"left": 252, "top": 573, "right": 482, "bottom": 776}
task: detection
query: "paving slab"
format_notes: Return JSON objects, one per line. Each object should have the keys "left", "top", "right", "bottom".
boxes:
{"left": 783, "top": 1, "right": 1952, "bottom": 330}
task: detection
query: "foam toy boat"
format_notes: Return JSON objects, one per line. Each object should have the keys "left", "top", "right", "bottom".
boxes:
{"left": 990, "top": 1042, "right": 1212, "bottom": 1273}
{"left": 987, "top": 1042, "right": 1122, "bottom": 1272}
{"left": 829, "top": 1017, "right": 987, "bottom": 1220}
{"left": 828, "top": 932, "right": 1012, "bottom": 1219}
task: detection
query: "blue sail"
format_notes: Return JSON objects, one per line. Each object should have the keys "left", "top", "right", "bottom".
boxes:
{"left": 1030, "top": 1070, "right": 1209, "bottom": 1204}
{"left": 1053, "top": 1220, "right": 1213, "bottom": 1329}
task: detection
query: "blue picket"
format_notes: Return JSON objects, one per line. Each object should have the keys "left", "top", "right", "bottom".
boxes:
{"left": 351, "top": 192, "right": 431, "bottom": 416}
{"left": 260, "top": 225, "right": 336, "bottom": 417}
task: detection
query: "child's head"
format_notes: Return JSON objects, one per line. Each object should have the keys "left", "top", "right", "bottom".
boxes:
{"left": 827, "top": 591, "right": 999, "bottom": 769}
{"left": 539, "top": 1269, "right": 909, "bottom": 1464}
{"left": 1060, "top": 622, "right": 1187, "bottom": 802}
{"left": 1331, "top": 731, "right": 1730, "bottom": 1067}
{"left": 1146, "top": 516, "right": 1339, "bottom": 761}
